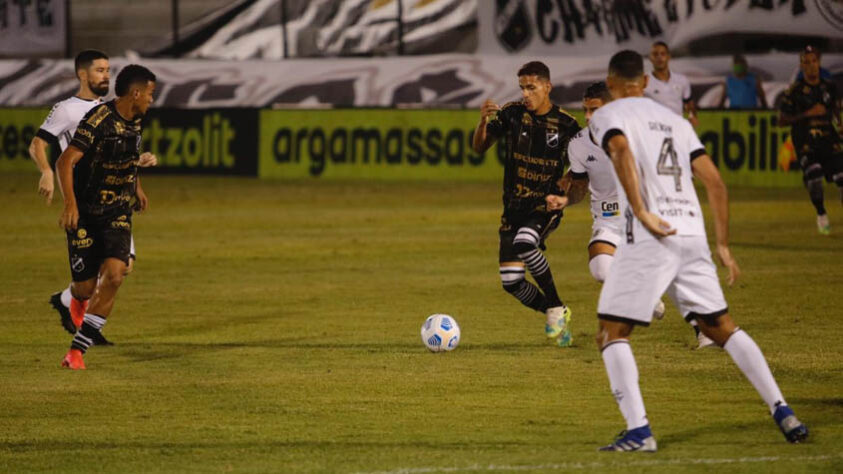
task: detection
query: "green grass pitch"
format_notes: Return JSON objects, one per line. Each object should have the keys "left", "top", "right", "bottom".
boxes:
{"left": 1, "top": 171, "right": 841, "bottom": 473}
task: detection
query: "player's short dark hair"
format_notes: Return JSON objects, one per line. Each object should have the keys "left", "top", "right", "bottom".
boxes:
{"left": 652, "top": 41, "right": 669, "bottom": 52}
{"left": 115, "top": 64, "right": 156, "bottom": 97}
{"left": 732, "top": 54, "right": 747, "bottom": 65}
{"left": 517, "top": 61, "right": 550, "bottom": 81}
{"left": 584, "top": 81, "right": 612, "bottom": 102}
{"left": 74, "top": 50, "right": 108, "bottom": 75}
{"left": 608, "top": 50, "right": 644, "bottom": 80}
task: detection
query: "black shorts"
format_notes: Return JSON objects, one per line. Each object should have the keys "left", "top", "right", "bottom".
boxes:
{"left": 797, "top": 136, "right": 843, "bottom": 184}
{"left": 498, "top": 210, "right": 562, "bottom": 263}
{"left": 66, "top": 212, "right": 133, "bottom": 282}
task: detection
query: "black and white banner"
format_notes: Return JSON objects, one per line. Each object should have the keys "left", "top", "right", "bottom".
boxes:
{"left": 179, "top": 0, "right": 477, "bottom": 59}
{"left": 482, "top": 0, "right": 843, "bottom": 56}
{"left": 0, "top": 0, "right": 66, "bottom": 57}
{"left": 0, "top": 52, "right": 839, "bottom": 109}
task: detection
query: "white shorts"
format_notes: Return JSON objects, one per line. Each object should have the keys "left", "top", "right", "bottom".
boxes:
{"left": 589, "top": 216, "right": 623, "bottom": 248}
{"left": 597, "top": 235, "right": 728, "bottom": 326}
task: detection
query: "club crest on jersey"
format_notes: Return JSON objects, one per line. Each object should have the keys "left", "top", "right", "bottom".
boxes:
{"left": 71, "top": 256, "right": 85, "bottom": 273}
{"left": 587, "top": 155, "right": 597, "bottom": 162}
{"left": 546, "top": 130, "right": 559, "bottom": 148}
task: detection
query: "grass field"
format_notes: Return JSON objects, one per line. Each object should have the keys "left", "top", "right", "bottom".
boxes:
{"left": 1, "top": 171, "right": 842, "bottom": 473}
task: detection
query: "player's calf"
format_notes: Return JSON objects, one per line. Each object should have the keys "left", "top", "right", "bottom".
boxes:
{"left": 500, "top": 265, "right": 547, "bottom": 313}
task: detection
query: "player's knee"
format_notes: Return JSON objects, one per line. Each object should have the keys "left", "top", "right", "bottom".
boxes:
{"left": 500, "top": 265, "right": 526, "bottom": 293}
{"left": 101, "top": 267, "right": 125, "bottom": 289}
{"left": 588, "top": 254, "right": 613, "bottom": 283}
{"left": 512, "top": 228, "right": 540, "bottom": 256}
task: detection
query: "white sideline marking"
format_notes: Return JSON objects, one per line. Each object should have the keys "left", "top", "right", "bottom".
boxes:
{"left": 354, "top": 453, "right": 842, "bottom": 474}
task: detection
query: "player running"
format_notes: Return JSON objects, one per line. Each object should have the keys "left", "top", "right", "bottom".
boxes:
{"left": 778, "top": 45, "right": 842, "bottom": 235}
{"left": 588, "top": 50, "right": 807, "bottom": 451}
{"left": 545, "top": 82, "right": 715, "bottom": 349}
{"left": 472, "top": 61, "right": 581, "bottom": 347}
{"left": 29, "top": 50, "right": 156, "bottom": 343}
{"left": 644, "top": 42, "right": 698, "bottom": 127}
{"left": 57, "top": 64, "right": 157, "bottom": 369}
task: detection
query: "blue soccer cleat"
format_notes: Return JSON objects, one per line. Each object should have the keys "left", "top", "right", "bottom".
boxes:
{"left": 773, "top": 404, "right": 808, "bottom": 443}
{"left": 598, "top": 425, "right": 657, "bottom": 452}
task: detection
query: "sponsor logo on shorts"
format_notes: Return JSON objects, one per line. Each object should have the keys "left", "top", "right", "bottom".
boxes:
{"left": 111, "top": 220, "right": 131, "bottom": 230}
{"left": 71, "top": 256, "right": 85, "bottom": 273}
{"left": 71, "top": 237, "right": 94, "bottom": 249}
{"left": 601, "top": 201, "right": 620, "bottom": 217}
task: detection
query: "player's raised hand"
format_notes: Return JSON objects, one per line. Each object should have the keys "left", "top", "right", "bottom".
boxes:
{"left": 715, "top": 244, "right": 741, "bottom": 286}
{"left": 545, "top": 194, "right": 568, "bottom": 211}
{"left": 38, "top": 170, "right": 54, "bottom": 205}
{"left": 59, "top": 204, "right": 79, "bottom": 231}
{"left": 480, "top": 99, "right": 500, "bottom": 122}
{"left": 638, "top": 211, "right": 676, "bottom": 238}
{"left": 138, "top": 152, "right": 158, "bottom": 167}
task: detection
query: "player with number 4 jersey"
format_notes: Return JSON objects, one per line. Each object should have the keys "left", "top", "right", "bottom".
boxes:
{"left": 587, "top": 50, "right": 807, "bottom": 452}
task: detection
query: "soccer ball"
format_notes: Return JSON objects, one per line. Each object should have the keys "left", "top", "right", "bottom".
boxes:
{"left": 420, "top": 314, "right": 460, "bottom": 352}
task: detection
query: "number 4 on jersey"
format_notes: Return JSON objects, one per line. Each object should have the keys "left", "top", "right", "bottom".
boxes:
{"left": 657, "top": 138, "right": 682, "bottom": 192}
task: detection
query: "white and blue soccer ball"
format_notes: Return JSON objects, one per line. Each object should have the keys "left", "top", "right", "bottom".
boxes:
{"left": 420, "top": 314, "right": 460, "bottom": 352}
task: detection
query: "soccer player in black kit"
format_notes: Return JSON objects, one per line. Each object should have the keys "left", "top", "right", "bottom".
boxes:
{"left": 472, "top": 61, "right": 581, "bottom": 347}
{"left": 56, "top": 65, "right": 157, "bottom": 369}
{"left": 779, "top": 46, "right": 843, "bottom": 235}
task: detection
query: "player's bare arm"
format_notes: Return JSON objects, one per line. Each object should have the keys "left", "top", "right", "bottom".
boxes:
{"left": 692, "top": 155, "right": 741, "bottom": 286}
{"left": 685, "top": 100, "right": 699, "bottom": 128}
{"left": 136, "top": 177, "right": 149, "bottom": 213}
{"left": 472, "top": 99, "right": 500, "bottom": 153}
{"left": 546, "top": 171, "right": 588, "bottom": 211}
{"left": 28, "top": 136, "right": 55, "bottom": 204}
{"left": 606, "top": 134, "right": 676, "bottom": 237}
{"left": 56, "top": 146, "right": 85, "bottom": 231}
{"left": 778, "top": 103, "right": 827, "bottom": 126}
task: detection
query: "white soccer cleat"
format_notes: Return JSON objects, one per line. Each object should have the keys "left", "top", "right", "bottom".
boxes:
{"left": 697, "top": 331, "right": 717, "bottom": 349}
{"left": 817, "top": 214, "right": 830, "bottom": 235}
{"left": 652, "top": 300, "right": 665, "bottom": 320}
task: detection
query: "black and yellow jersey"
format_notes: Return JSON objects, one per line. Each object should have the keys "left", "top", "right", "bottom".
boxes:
{"left": 487, "top": 101, "right": 581, "bottom": 213}
{"left": 779, "top": 78, "right": 840, "bottom": 149}
{"left": 69, "top": 100, "right": 144, "bottom": 216}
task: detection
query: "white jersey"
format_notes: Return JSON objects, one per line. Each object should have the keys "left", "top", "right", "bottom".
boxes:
{"left": 643, "top": 71, "right": 691, "bottom": 116}
{"left": 567, "top": 128, "right": 620, "bottom": 222}
{"left": 37, "top": 96, "right": 103, "bottom": 151}
{"left": 588, "top": 96, "right": 708, "bottom": 243}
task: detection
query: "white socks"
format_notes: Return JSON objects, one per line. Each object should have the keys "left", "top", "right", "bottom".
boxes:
{"left": 602, "top": 340, "right": 649, "bottom": 430}
{"left": 589, "top": 254, "right": 613, "bottom": 283}
{"left": 724, "top": 329, "right": 787, "bottom": 414}
{"left": 60, "top": 286, "right": 73, "bottom": 308}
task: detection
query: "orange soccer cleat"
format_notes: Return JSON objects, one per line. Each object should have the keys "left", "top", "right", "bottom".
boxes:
{"left": 70, "top": 298, "right": 88, "bottom": 329}
{"left": 61, "top": 349, "right": 86, "bottom": 370}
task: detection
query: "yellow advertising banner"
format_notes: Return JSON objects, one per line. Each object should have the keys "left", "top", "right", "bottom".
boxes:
{"left": 0, "top": 108, "right": 51, "bottom": 171}
{"left": 259, "top": 109, "right": 805, "bottom": 186}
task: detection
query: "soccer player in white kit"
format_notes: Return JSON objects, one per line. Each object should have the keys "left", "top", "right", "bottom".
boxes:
{"left": 644, "top": 41, "right": 698, "bottom": 127}
{"left": 547, "top": 82, "right": 721, "bottom": 347}
{"left": 29, "top": 50, "right": 156, "bottom": 343}
{"left": 589, "top": 50, "right": 807, "bottom": 451}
